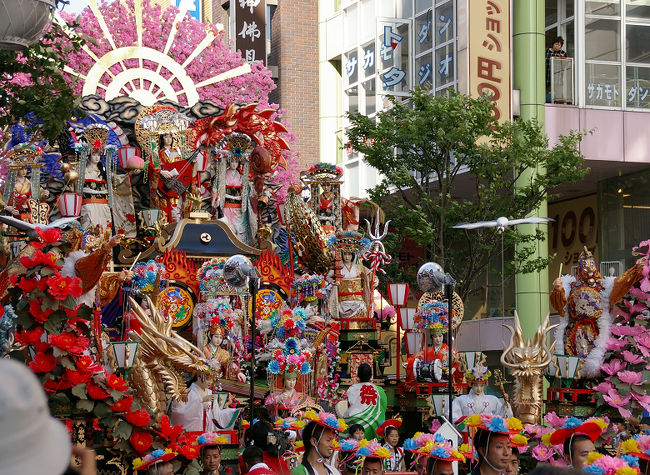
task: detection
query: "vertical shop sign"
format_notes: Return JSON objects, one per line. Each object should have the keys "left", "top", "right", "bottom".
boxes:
{"left": 377, "top": 19, "right": 411, "bottom": 95}
{"left": 469, "top": 0, "right": 511, "bottom": 121}
{"left": 233, "top": 0, "right": 266, "bottom": 64}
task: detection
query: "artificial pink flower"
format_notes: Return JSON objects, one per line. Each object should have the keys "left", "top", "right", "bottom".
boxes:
{"left": 544, "top": 412, "right": 565, "bottom": 427}
{"left": 605, "top": 337, "right": 629, "bottom": 351}
{"left": 610, "top": 325, "right": 645, "bottom": 337}
{"left": 618, "top": 370, "right": 645, "bottom": 385}
{"left": 621, "top": 350, "right": 645, "bottom": 364}
{"left": 532, "top": 444, "right": 554, "bottom": 462}
{"left": 601, "top": 359, "right": 625, "bottom": 376}
{"left": 603, "top": 389, "right": 632, "bottom": 418}
{"left": 631, "top": 391, "right": 650, "bottom": 412}
{"left": 592, "top": 381, "right": 615, "bottom": 394}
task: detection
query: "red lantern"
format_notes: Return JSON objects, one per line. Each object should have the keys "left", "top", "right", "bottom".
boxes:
{"left": 57, "top": 192, "right": 82, "bottom": 217}
{"left": 118, "top": 146, "right": 140, "bottom": 169}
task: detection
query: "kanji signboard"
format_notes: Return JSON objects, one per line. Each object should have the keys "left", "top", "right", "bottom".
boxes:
{"left": 233, "top": 0, "right": 266, "bottom": 64}
{"left": 469, "top": 0, "right": 511, "bottom": 121}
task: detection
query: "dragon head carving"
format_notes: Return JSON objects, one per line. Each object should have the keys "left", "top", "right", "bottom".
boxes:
{"left": 127, "top": 296, "right": 209, "bottom": 413}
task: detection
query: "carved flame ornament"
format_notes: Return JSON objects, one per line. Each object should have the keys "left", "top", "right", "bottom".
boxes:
{"left": 501, "top": 312, "right": 557, "bottom": 425}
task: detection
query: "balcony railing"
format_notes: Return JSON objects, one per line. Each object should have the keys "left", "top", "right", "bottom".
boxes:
{"left": 550, "top": 57, "right": 574, "bottom": 105}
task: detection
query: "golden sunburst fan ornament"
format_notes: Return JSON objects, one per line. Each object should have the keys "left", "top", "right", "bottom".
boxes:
{"left": 57, "top": 0, "right": 251, "bottom": 106}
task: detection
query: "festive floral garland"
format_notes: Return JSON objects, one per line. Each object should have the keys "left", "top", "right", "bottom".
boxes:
{"left": 267, "top": 337, "right": 312, "bottom": 375}
{"left": 413, "top": 301, "right": 449, "bottom": 330}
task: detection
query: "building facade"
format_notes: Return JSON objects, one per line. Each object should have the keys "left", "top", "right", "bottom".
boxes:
{"left": 321, "top": 0, "right": 650, "bottom": 323}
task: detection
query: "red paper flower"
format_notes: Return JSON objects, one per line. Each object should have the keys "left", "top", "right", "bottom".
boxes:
{"left": 29, "top": 351, "right": 57, "bottom": 373}
{"left": 109, "top": 394, "right": 133, "bottom": 413}
{"left": 86, "top": 380, "right": 110, "bottom": 400}
{"left": 16, "top": 276, "right": 39, "bottom": 293}
{"left": 19, "top": 249, "right": 60, "bottom": 269}
{"left": 160, "top": 414, "right": 183, "bottom": 442}
{"left": 50, "top": 332, "right": 89, "bottom": 355}
{"left": 283, "top": 319, "right": 295, "bottom": 330}
{"left": 125, "top": 408, "right": 151, "bottom": 427}
{"left": 130, "top": 429, "right": 153, "bottom": 455}
{"left": 75, "top": 355, "right": 102, "bottom": 373}
{"left": 177, "top": 443, "right": 200, "bottom": 460}
{"left": 43, "top": 377, "right": 74, "bottom": 392}
{"left": 30, "top": 298, "right": 54, "bottom": 323}
{"left": 93, "top": 139, "right": 102, "bottom": 149}
{"left": 14, "top": 326, "right": 45, "bottom": 346}
{"left": 35, "top": 227, "right": 61, "bottom": 244}
{"left": 47, "top": 272, "right": 83, "bottom": 300}
{"left": 106, "top": 373, "right": 129, "bottom": 392}
{"left": 64, "top": 368, "right": 91, "bottom": 385}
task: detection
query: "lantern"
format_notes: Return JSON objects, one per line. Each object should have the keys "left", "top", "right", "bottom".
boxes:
{"left": 139, "top": 208, "right": 162, "bottom": 228}
{"left": 398, "top": 307, "right": 417, "bottom": 331}
{"left": 0, "top": 0, "right": 56, "bottom": 50}
{"left": 110, "top": 341, "right": 139, "bottom": 377}
{"left": 118, "top": 146, "right": 141, "bottom": 169}
{"left": 388, "top": 283, "right": 409, "bottom": 307}
{"left": 57, "top": 192, "right": 82, "bottom": 217}
{"left": 405, "top": 332, "right": 424, "bottom": 356}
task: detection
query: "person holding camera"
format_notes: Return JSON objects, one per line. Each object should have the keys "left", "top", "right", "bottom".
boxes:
{"left": 239, "top": 420, "right": 290, "bottom": 474}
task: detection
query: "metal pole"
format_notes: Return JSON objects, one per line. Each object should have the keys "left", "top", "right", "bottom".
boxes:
{"left": 445, "top": 274, "right": 456, "bottom": 422}
{"left": 249, "top": 277, "right": 258, "bottom": 423}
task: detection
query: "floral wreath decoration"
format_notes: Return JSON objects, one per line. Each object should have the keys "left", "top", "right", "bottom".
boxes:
{"left": 465, "top": 364, "right": 492, "bottom": 384}
{"left": 355, "top": 439, "right": 391, "bottom": 459}
{"left": 620, "top": 435, "right": 650, "bottom": 461}
{"left": 583, "top": 452, "right": 640, "bottom": 475}
{"left": 275, "top": 416, "right": 305, "bottom": 431}
{"left": 414, "top": 302, "right": 450, "bottom": 331}
{"left": 271, "top": 307, "right": 307, "bottom": 340}
{"left": 267, "top": 337, "right": 312, "bottom": 375}
{"left": 131, "top": 260, "right": 167, "bottom": 294}
{"left": 549, "top": 417, "right": 607, "bottom": 446}
{"left": 194, "top": 298, "right": 235, "bottom": 335}
{"left": 339, "top": 438, "right": 361, "bottom": 453}
{"left": 133, "top": 448, "right": 176, "bottom": 471}
{"left": 403, "top": 433, "right": 465, "bottom": 462}
{"left": 303, "top": 409, "right": 347, "bottom": 432}
{"left": 195, "top": 432, "right": 229, "bottom": 448}
{"left": 376, "top": 418, "right": 402, "bottom": 438}
{"left": 465, "top": 414, "right": 523, "bottom": 435}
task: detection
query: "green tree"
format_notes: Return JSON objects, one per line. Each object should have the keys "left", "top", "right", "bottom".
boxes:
{"left": 0, "top": 21, "right": 85, "bottom": 143}
{"left": 346, "top": 87, "right": 588, "bottom": 301}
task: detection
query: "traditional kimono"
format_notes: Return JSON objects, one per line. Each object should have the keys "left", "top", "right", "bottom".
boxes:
{"left": 170, "top": 381, "right": 214, "bottom": 432}
{"left": 4, "top": 177, "right": 31, "bottom": 220}
{"left": 382, "top": 444, "right": 404, "bottom": 472}
{"left": 329, "top": 262, "right": 369, "bottom": 320}
{"left": 264, "top": 389, "right": 314, "bottom": 418}
{"left": 343, "top": 382, "right": 387, "bottom": 439}
{"left": 149, "top": 146, "right": 184, "bottom": 223}
{"left": 80, "top": 166, "right": 111, "bottom": 232}
{"left": 318, "top": 191, "right": 335, "bottom": 234}
{"left": 451, "top": 391, "right": 512, "bottom": 423}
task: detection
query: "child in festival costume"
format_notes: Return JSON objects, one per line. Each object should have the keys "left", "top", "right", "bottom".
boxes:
{"left": 353, "top": 440, "right": 392, "bottom": 473}
{"left": 548, "top": 417, "right": 607, "bottom": 471}
{"left": 464, "top": 414, "right": 523, "bottom": 475}
{"left": 377, "top": 418, "right": 405, "bottom": 472}
{"left": 291, "top": 410, "right": 347, "bottom": 475}
{"left": 408, "top": 433, "right": 465, "bottom": 475}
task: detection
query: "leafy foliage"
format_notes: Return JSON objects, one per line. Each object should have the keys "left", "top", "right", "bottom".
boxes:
{"left": 346, "top": 88, "right": 588, "bottom": 300}
{"left": 0, "top": 22, "right": 85, "bottom": 142}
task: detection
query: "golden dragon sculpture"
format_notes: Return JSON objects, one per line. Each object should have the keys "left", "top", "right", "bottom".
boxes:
{"left": 500, "top": 312, "right": 557, "bottom": 425}
{"left": 127, "top": 296, "right": 209, "bottom": 416}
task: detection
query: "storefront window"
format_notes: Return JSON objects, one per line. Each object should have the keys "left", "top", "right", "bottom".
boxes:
{"left": 626, "top": 65, "right": 650, "bottom": 108}
{"left": 586, "top": 0, "right": 620, "bottom": 16}
{"left": 599, "top": 170, "right": 650, "bottom": 268}
{"left": 626, "top": 0, "right": 650, "bottom": 19}
{"left": 585, "top": 62, "right": 621, "bottom": 106}
{"left": 435, "top": 43, "right": 455, "bottom": 88}
{"left": 415, "top": 54, "right": 433, "bottom": 89}
{"left": 415, "top": 10, "right": 433, "bottom": 55}
{"left": 362, "top": 79, "right": 376, "bottom": 114}
{"left": 585, "top": 18, "right": 620, "bottom": 61}
{"left": 626, "top": 24, "right": 650, "bottom": 64}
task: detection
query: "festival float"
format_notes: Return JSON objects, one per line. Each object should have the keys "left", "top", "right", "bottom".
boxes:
{"left": 1, "top": 1, "right": 650, "bottom": 474}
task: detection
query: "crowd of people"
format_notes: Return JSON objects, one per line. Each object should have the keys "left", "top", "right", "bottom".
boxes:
{"left": 3, "top": 355, "right": 648, "bottom": 475}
